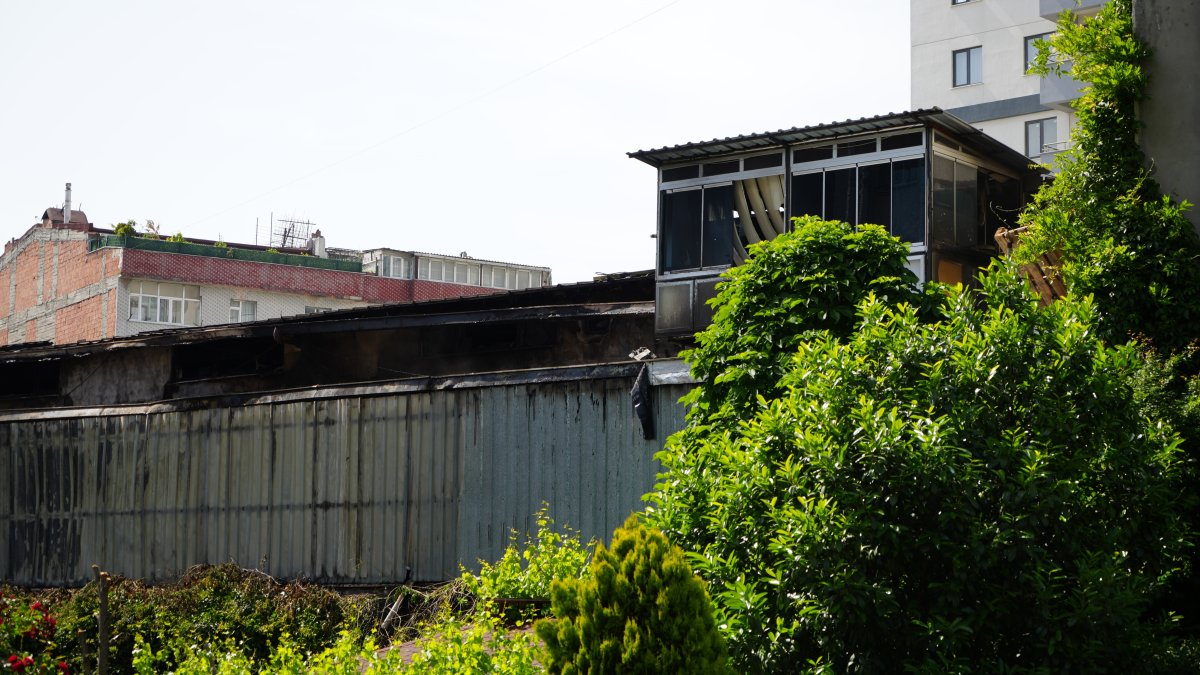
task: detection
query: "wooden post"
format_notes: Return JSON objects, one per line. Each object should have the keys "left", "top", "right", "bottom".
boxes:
{"left": 92, "top": 565, "right": 109, "bottom": 675}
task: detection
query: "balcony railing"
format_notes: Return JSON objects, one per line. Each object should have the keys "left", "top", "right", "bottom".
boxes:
{"left": 88, "top": 235, "right": 364, "bottom": 273}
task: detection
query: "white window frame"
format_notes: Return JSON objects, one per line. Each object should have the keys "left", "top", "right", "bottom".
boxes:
{"left": 229, "top": 299, "right": 257, "bottom": 323}
{"left": 128, "top": 281, "right": 201, "bottom": 326}
{"left": 380, "top": 255, "right": 411, "bottom": 279}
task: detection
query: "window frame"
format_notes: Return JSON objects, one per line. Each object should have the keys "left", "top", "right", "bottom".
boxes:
{"left": 229, "top": 299, "right": 257, "bottom": 323}
{"left": 1024, "top": 32, "right": 1053, "bottom": 73}
{"left": 1025, "top": 117, "right": 1058, "bottom": 158}
{"left": 952, "top": 46, "right": 983, "bottom": 87}
{"left": 128, "top": 281, "right": 201, "bottom": 327}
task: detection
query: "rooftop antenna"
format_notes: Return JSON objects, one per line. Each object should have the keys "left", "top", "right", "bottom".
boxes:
{"left": 63, "top": 183, "right": 72, "bottom": 224}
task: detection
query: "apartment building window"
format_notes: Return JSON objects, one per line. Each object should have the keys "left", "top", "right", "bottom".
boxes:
{"left": 790, "top": 157, "right": 927, "bottom": 246}
{"left": 1025, "top": 33, "right": 1053, "bottom": 72}
{"left": 1025, "top": 117, "right": 1058, "bottom": 158}
{"left": 379, "top": 255, "right": 410, "bottom": 279}
{"left": 304, "top": 306, "right": 332, "bottom": 314}
{"left": 953, "top": 46, "right": 982, "bottom": 86}
{"left": 229, "top": 299, "right": 257, "bottom": 323}
{"left": 480, "top": 264, "right": 535, "bottom": 290}
{"left": 418, "top": 258, "right": 482, "bottom": 285}
{"left": 129, "top": 281, "right": 200, "bottom": 326}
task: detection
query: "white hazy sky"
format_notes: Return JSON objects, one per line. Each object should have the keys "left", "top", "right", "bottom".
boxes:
{"left": 0, "top": 1, "right": 910, "bottom": 283}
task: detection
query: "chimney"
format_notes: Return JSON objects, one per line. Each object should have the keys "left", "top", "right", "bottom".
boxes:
{"left": 309, "top": 229, "right": 327, "bottom": 258}
{"left": 63, "top": 183, "right": 73, "bottom": 225}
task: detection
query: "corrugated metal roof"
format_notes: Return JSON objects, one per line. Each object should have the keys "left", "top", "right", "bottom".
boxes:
{"left": 626, "top": 108, "right": 1035, "bottom": 170}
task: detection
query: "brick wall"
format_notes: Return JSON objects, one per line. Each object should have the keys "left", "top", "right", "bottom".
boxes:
{"left": 122, "top": 250, "right": 502, "bottom": 304}
{"left": 54, "top": 295, "right": 105, "bottom": 344}
{"left": 12, "top": 243, "right": 41, "bottom": 313}
{"left": 56, "top": 239, "right": 118, "bottom": 297}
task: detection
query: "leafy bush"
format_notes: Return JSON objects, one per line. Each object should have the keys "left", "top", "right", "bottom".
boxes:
{"left": 166, "top": 232, "right": 187, "bottom": 243}
{"left": 649, "top": 264, "right": 1193, "bottom": 673}
{"left": 51, "top": 563, "right": 361, "bottom": 673}
{"left": 112, "top": 220, "right": 137, "bottom": 237}
{"left": 537, "top": 514, "right": 730, "bottom": 674}
{"left": 461, "top": 505, "right": 592, "bottom": 621}
{"left": 684, "top": 216, "right": 924, "bottom": 421}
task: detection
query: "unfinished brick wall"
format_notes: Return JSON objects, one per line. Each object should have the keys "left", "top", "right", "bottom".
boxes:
{"left": 12, "top": 243, "right": 42, "bottom": 314}
{"left": 54, "top": 295, "right": 105, "bottom": 345}
{"left": 56, "top": 239, "right": 118, "bottom": 298}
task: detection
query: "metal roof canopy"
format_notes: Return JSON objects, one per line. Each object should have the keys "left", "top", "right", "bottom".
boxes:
{"left": 626, "top": 108, "right": 1037, "bottom": 172}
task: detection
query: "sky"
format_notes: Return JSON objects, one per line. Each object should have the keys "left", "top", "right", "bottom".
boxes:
{"left": 0, "top": 1, "right": 910, "bottom": 283}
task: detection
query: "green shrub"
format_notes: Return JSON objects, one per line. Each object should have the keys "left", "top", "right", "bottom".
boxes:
{"left": 166, "top": 232, "right": 187, "bottom": 243}
{"left": 0, "top": 590, "right": 67, "bottom": 673}
{"left": 462, "top": 505, "right": 592, "bottom": 623}
{"left": 51, "top": 563, "right": 360, "bottom": 673}
{"left": 684, "top": 216, "right": 924, "bottom": 422}
{"left": 112, "top": 220, "right": 137, "bottom": 237}
{"left": 537, "top": 514, "right": 730, "bottom": 674}
{"left": 649, "top": 265, "right": 1192, "bottom": 673}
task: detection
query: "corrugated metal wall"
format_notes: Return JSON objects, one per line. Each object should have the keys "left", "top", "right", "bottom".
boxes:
{"left": 0, "top": 368, "right": 690, "bottom": 586}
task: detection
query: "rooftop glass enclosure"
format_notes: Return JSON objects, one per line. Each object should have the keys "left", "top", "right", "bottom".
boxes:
{"left": 629, "top": 110, "right": 1041, "bottom": 339}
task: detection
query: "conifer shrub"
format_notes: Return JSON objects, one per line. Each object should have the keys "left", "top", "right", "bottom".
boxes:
{"left": 536, "top": 515, "right": 730, "bottom": 674}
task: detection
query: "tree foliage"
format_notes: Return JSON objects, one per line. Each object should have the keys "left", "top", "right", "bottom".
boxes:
{"left": 1019, "top": 0, "right": 1200, "bottom": 352}
{"left": 649, "top": 218, "right": 1192, "bottom": 671}
{"left": 537, "top": 515, "right": 730, "bottom": 674}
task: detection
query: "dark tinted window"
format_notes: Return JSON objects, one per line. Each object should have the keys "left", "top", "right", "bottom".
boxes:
{"left": 881, "top": 132, "right": 923, "bottom": 151}
{"left": 931, "top": 155, "right": 955, "bottom": 245}
{"left": 858, "top": 163, "right": 892, "bottom": 230}
{"left": 790, "top": 172, "right": 824, "bottom": 219}
{"left": 702, "top": 185, "right": 735, "bottom": 267}
{"left": 702, "top": 160, "right": 740, "bottom": 177}
{"left": 955, "top": 161, "right": 980, "bottom": 246}
{"left": 743, "top": 153, "right": 783, "bottom": 171}
{"left": 892, "top": 158, "right": 926, "bottom": 244}
{"left": 825, "top": 167, "right": 856, "bottom": 224}
{"left": 793, "top": 145, "right": 833, "bottom": 163}
{"left": 661, "top": 189, "right": 702, "bottom": 271}
{"left": 838, "top": 138, "right": 877, "bottom": 157}
{"left": 662, "top": 165, "right": 699, "bottom": 182}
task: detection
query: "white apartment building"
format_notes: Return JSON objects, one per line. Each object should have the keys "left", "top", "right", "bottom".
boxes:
{"left": 911, "top": 0, "right": 1108, "bottom": 163}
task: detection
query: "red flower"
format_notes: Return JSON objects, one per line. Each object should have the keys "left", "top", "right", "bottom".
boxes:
{"left": 57, "top": 661, "right": 70, "bottom": 672}
{"left": 30, "top": 602, "right": 42, "bottom": 612}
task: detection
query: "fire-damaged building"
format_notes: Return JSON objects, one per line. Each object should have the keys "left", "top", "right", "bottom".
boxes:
{"left": 0, "top": 109, "right": 1042, "bottom": 588}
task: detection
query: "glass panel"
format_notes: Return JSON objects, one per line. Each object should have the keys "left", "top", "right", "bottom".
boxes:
{"left": 793, "top": 145, "right": 833, "bottom": 163}
{"left": 1026, "top": 121, "right": 1041, "bottom": 157}
{"left": 660, "top": 189, "right": 702, "bottom": 272}
{"left": 230, "top": 302, "right": 240, "bottom": 323}
{"left": 743, "top": 153, "right": 782, "bottom": 170}
{"left": 159, "top": 283, "right": 183, "bottom": 299}
{"left": 702, "top": 160, "right": 739, "bottom": 177}
{"left": 661, "top": 165, "right": 699, "bottom": 182}
{"left": 158, "top": 300, "right": 170, "bottom": 323}
{"left": 881, "top": 131, "right": 923, "bottom": 151}
{"left": 931, "top": 155, "right": 956, "bottom": 244}
{"left": 858, "top": 163, "right": 892, "bottom": 230}
{"left": 892, "top": 158, "right": 926, "bottom": 244}
{"left": 1043, "top": 117, "right": 1057, "bottom": 149}
{"left": 430, "top": 261, "right": 443, "bottom": 281}
{"left": 141, "top": 296, "right": 157, "bottom": 322}
{"left": 418, "top": 258, "right": 429, "bottom": 280}
{"left": 701, "top": 184, "right": 735, "bottom": 268}
{"left": 516, "top": 271, "right": 530, "bottom": 290}
{"left": 184, "top": 301, "right": 200, "bottom": 326}
{"left": 183, "top": 285, "right": 199, "bottom": 300}
{"left": 969, "top": 46, "right": 982, "bottom": 84}
{"left": 954, "top": 160, "right": 980, "bottom": 246}
{"left": 469, "top": 266, "right": 480, "bottom": 285}
{"left": 790, "top": 172, "right": 823, "bottom": 219}
{"left": 129, "top": 296, "right": 139, "bottom": 319}
{"left": 954, "top": 49, "right": 969, "bottom": 86}
{"left": 838, "top": 138, "right": 877, "bottom": 157}
{"left": 243, "top": 301, "right": 256, "bottom": 321}
{"left": 824, "top": 167, "right": 856, "bottom": 224}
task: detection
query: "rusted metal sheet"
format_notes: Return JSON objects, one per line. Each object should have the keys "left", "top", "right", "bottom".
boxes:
{"left": 0, "top": 367, "right": 692, "bottom": 586}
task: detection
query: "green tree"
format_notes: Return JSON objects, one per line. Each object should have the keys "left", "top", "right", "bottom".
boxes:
{"left": 649, "top": 233, "right": 1192, "bottom": 671}
{"left": 537, "top": 515, "right": 730, "bottom": 674}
